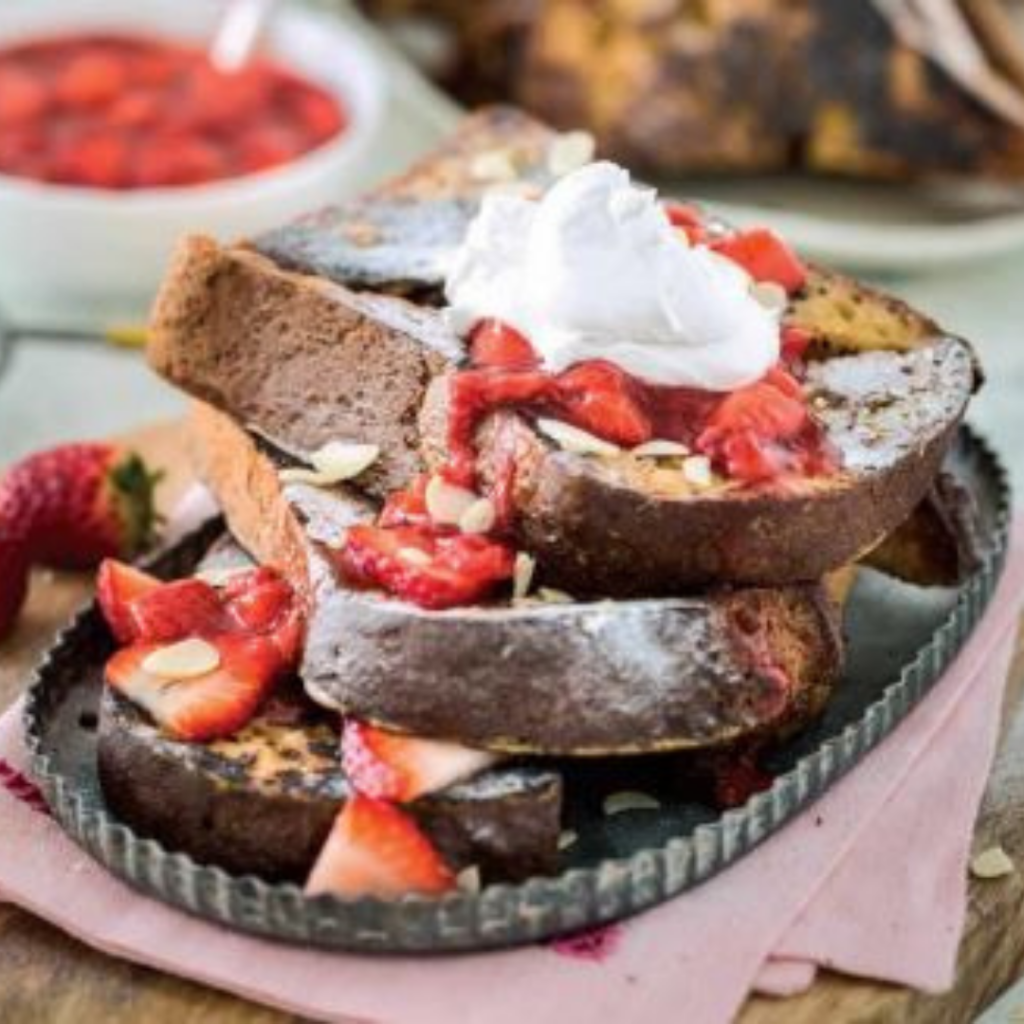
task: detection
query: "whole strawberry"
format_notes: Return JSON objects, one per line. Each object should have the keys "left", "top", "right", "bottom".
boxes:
{"left": 0, "top": 532, "right": 30, "bottom": 643}
{"left": 0, "top": 443, "right": 162, "bottom": 571}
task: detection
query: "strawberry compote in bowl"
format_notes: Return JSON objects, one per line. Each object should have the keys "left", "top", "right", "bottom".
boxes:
{"left": 0, "top": 0, "right": 385, "bottom": 325}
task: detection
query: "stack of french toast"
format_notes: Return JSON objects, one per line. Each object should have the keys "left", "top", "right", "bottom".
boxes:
{"left": 93, "top": 108, "right": 983, "bottom": 898}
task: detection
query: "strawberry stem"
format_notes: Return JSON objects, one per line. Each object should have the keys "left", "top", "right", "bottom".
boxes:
{"left": 108, "top": 451, "right": 164, "bottom": 558}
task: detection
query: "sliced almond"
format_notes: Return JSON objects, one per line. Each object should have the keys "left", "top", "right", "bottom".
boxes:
{"left": 142, "top": 638, "right": 221, "bottom": 680}
{"left": 194, "top": 564, "right": 252, "bottom": 587}
{"left": 513, "top": 552, "right": 537, "bottom": 601}
{"left": 278, "top": 441, "right": 379, "bottom": 487}
{"left": 682, "top": 455, "right": 714, "bottom": 488}
{"left": 603, "top": 791, "right": 662, "bottom": 816}
{"left": 631, "top": 439, "right": 691, "bottom": 458}
{"left": 425, "top": 474, "right": 479, "bottom": 526}
{"left": 456, "top": 865, "right": 482, "bottom": 893}
{"left": 970, "top": 846, "right": 1015, "bottom": 880}
{"left": 397, "top": 547, "right": 432, "bottom": 567}
{"left": 537, "top": 587, "right": 574, "bottom": 604}
{"left": 459, "top": 497, "right": 497, "bottom": 535}
{"left": 547, "top": 130, "right": 596, "bottom": 177}
{"left": 536, "top": 418, "right": 621, "bottom": 457}
{"left": 470, "top": 148, "right": 519, "bottom": 183}
{"left": 750, "top": 280, "right": 789, "bottom": 313}
{"left": 557, "top": 829, "right": 579, "bottom": 851}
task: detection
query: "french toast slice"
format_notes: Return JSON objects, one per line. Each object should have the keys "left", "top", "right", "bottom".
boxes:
{"left": 151, "top": 225, "right": 976, "bottom": 591}
{"left": 98, "top": 545, "right": 563, "bottom": 883}
{"left": 190, "top": 402, "right": 842, "bottom": 756}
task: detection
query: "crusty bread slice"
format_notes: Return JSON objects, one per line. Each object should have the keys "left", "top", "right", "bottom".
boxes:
{"left": 189, "top": 403, "right": 842, "bottom": 756}
{"left": 100, "top": 683, "right": 563, "bottom": 883}
{"left": 152, "top": 228, "right": 976, "bottom": 591}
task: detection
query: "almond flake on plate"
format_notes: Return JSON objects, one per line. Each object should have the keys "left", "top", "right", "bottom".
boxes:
{"left": 425, "top": 474, "right": 479, "bottom": 526}
{"left": 470, "top": 148, "right": 519, "bottom": 183}
{"left": 547, "top": 130, "right": 596, "bottom": 177}
{"left": 537, "top": 418, "right": 621, "bottom": 456}
{"left": 278, "top": 441, "right": 379, "bottom": 487}
{"left": 603, "top": 791, "right": 662, "bottom": 816}
{"left": 750, "top": 280, "right": 789, "bottom": 313}
{"left": 142, "top": 638, "right": 221, "bottom": 680}
{"left": 557, "top": 829, "right": 579, "bottom": 851}
{"left": 631, "top": 439, "right": 691, "bottom": 458}
{"left": 537, "top": 587, "right": 574, "bottom": 604}
{"left": 682, "top": 455, "right": 714, "bottom": 487}
{"left": 970, "top": 846, "right": 1015, "bottom": 880}
{"left": 513, "top": 552, "right": 537, "bottom": 601}
{"left": 456, "top": 865, "right": 482, "bottom": 893}
{"left": 459, "top": 497, "right": 497, "bottom": 535}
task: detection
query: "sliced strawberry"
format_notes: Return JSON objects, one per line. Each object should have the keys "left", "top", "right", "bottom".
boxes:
{"left": 342, "top": 721, "right": 499, "bottom": 802}
{"left": 469, "top": 320, "right": 539, "bottom": 370}
{"left": 128, "top": 578, "right": 230, "bottom": 643}
{"left": 338, "top": 525, "right": 514, "bottom": 610}
{"left": 105, "top": 633, "right": 283, "bottom": 742}
{"left": 711, "top": 229, "right": 807, "bottom": 293}
{"left": 698, "top": 367, "right": 834, "bottom": 482}
{"left": 223, "top": 567, "right": 304, "bottom": 662}
{"left": 305, "top": 793, "right": 455, "bottom": 898}
{"left": 378, "top": 474, "right": 431, "bottom": 529}
{"left": 555, "top": 360, "right": 653, "bottom": 447}
{"left": 96, "top": 559, "right": 161, "bottom": 644}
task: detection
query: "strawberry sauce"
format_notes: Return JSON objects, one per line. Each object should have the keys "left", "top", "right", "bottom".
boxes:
{"left": 446, "top": 320, "right": 836, "bottom": 491}
{"left": 0, "top": 33, "right": 346, "bottom": 188}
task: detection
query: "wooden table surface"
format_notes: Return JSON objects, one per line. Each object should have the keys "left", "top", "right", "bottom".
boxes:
{"left": 1, "top": 420, "right": 1023, "bottom": 1024}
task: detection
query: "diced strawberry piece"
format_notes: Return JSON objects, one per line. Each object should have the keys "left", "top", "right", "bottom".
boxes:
{"left": 133, "top": 136, "right": 227, "bottom": 187}
{"left": 469, "top": 320, "right": 539, "bottom": 370}
{"left": 556, "top": 360, "right": 653, "bottom": 447}
{"left": 698, "top": 368, "right": 833, "bottom": 483}
{"left": 96, "top": 559, "right": 161, "bottom": 644}
{"left": 222, "top": 567, "right": 304, "bottom": 662}
{"left": 107, "top": 91, "right": 162, "bottom": 130}
{"left": 105, "top": 633, "right": 284, "bottom": 741}
{"left": 338, "top": 525, "right": 514, "bottom": 610}
{"left": 342, "top": 721, "right": 498, "bottom": 802}
{"left": 55, "top": 132, "right": 130, "bottom": 189}
{"left": 55, "top": 52, "right": 126, "bottom": 108}
{"left": 291, "top": 88, "right": 345, "bottom": 143}
{"left": 305, "top": 793, "right": 455, "bottom": 898}
{"left": 378, "top": 475, "right": 431, "bottom": 529}
{"left": 0, "top": 68, "right": 47, "bottom": 126}
{"left": 128, "top": 578, "right": 230, "bottom": 643}
{"left": 712, "top": 229, "right": 807, "bottom": 293}
{"left": 237, "top": 125, "right": 301, "bottom": 173}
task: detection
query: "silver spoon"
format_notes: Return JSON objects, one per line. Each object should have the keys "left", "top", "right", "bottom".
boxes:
{"left": 209, "top": 0, "right": 279, "bottom": 74}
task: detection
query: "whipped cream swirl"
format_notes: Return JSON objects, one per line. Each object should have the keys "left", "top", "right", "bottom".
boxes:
{"left": 444, "top": 162, "right": 780, "bottom": 391}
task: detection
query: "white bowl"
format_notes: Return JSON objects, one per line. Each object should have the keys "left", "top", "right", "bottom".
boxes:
{"left": 0, "top": 0, "right": 387, "bottom": 327}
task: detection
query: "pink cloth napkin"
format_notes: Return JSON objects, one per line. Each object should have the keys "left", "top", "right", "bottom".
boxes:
{"left": 0, "top": 502, "right": 1021, "bottom": 1024}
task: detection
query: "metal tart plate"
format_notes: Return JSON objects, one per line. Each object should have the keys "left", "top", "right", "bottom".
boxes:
{"left": 24, "top": 427, "right": 1011, "bottom": 953}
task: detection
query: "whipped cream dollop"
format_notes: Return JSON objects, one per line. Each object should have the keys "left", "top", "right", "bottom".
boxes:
{"left": 444, "top": 161, "right": 781, "bottom": 391}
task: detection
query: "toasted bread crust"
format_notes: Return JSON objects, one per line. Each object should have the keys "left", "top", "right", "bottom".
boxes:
{"left": 190, "top": 403, "right": 842, "bottom": 755}
{"left": 99, "top": 685, "right": 563, "bottom": 882}
{"left": 151, "top": 237, "right": 460, "bottom": 499}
